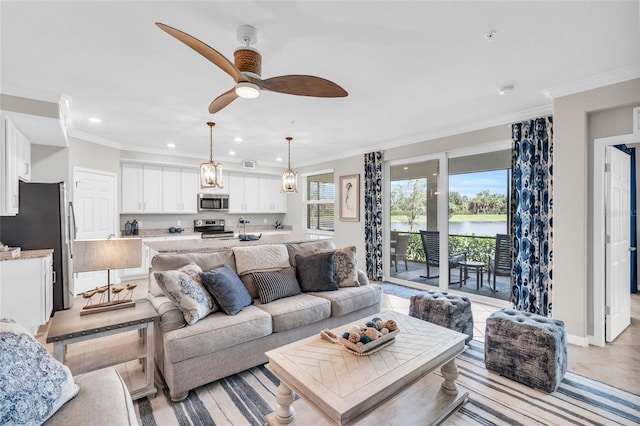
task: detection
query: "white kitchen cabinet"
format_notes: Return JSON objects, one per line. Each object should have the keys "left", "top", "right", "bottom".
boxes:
{"left": 229, "top": 172, "right": 284, "bottom": 213}
{"left": 162, "top": 166, "right": 198, "bottom": 213}
{"left": 1, "top": 115, "right": 19, "bottom": 216}
{"left": 259, "top": 175, "right": 287, "bottom": 213}
{"left": 15, "top": 128, "right": 31, "bottom": 182}
{"left": 121, "top": 163, "right": 163, "bottom": 213}
{"left": 228, "top": 172, "right": 260, "bottom": 213}
{"left": 0, "top": 252, "right": 54, "bottom": 334}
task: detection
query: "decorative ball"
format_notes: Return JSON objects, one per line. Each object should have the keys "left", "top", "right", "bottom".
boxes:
{"left": 365, "top": 321, "right": 379, "bottom": 330}
{"left": 357, "top": 342, "right": 364, "bottom": 346}
{"left": 380, "top": 327, "right": 389, "bottom": 335}
{"left": 385, "top": 320, "right": 398, "bottom": 332}
{"left": 349, "top": 325, "right": 361, "bottom": 334}
{"left": 372, "top": 317, "right": 382, "bottom": 323}
{"left": 375, "top": 320, "right": 385, "bottom": 330}
{"left": 359, "top": 335, "right": 371, "bottom": 344}
{"left": 364, "top": 328, "right": 379, "bottom": 341}
{"left": 342, "top": 331, "right": 350, "bottom": 340}
{"left": 348, "top": 332, "right": 360, "bottom": 343}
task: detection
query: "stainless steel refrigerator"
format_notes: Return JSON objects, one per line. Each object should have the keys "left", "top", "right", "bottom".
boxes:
{"left": 0, "top": 181, "right": 73, "bottom": 312}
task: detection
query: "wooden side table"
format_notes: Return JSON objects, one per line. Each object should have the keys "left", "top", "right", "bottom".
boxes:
{"left": 458, "top": 260, "right": 486, "bottom": 290}
{"left": 46, "top": 299, "right": 158, "bottom": 400}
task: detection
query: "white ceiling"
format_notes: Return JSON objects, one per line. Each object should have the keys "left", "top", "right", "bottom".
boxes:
{"left": 2, "top": 1, "right": 639, "bottom": 168}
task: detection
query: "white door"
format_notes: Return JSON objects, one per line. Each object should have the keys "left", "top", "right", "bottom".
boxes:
{"left": 605, "top": 146, "right": 631, "bottom": 342}
{"left": 73, "top": 168, "right": 117, "bottom": 295}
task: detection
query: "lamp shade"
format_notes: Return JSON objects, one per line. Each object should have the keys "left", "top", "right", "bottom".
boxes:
{"left": 73, "top": 238, "right": 142, "bottom": 272}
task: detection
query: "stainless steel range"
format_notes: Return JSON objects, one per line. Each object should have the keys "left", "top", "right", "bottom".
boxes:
{"left": 194, "top": 219, "right": 235, "bottom": 239}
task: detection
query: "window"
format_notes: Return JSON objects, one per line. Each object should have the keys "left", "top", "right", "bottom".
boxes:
{"left": 305, "top": 172, "right": 334, "bottom": 231}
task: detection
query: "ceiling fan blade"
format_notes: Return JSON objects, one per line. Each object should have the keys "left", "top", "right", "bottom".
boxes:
{"left": 156, "top": 22, "right": 244, "bottom": 83}
{"left": 258, "top": 75, "right": 348, "bottom": 98}
{"left": 209, "top": 87, "right": 239, "bottom": 114}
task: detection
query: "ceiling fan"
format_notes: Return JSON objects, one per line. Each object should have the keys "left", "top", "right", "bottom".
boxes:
{"left": 156, "top": 22, "right": 348, "bottom": 114}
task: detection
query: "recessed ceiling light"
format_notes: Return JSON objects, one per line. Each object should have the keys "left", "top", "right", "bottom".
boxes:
{"left": 166, "top": 143, "right": 176, "bottom": 148}
{"left": 89, "top": 117, "right": 101, "bottom": 123}
{"left": 485, "top": 30, "right": 497, "bottom": 40}
{"left": 228, "top": 151, "right": 236, "bottom": 156}
{"left": 276, "top": 157, "right": 283, "bottom": 162}
{"left": 498, "top": 85, "right": 514, "bottom": 95}
{"left": 234, "top": 137, "right": 243, "bottom": 142}
{"left": 403, "top": 166, "right": 409, "bottom": 170}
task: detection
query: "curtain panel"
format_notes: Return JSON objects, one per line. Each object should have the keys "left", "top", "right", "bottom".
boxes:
{"left": 364, "top": 152, "right": 383, "bottom": 281}
{"left": 511, "top": 117, "right": 554, "bottom": 316}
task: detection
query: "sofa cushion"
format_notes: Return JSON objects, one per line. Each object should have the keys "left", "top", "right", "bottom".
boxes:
{"left": 295, "top": 252, "right": 338, "bottom": 292}
{"left": 200, "top": 265, "right": 253, "bottom": 315}
{"left": 0, "top": 318, "right": 79, "bottom": 425}
{"left": 233, "top": 244, "right": 290, "bottom": 275}
{"left": 154, "top": 264, "right": 217, "bottom": 325}
{"left": 163, "top": 306, "right": 272, "bottom": 363}
{"left": 254, "top": 294, "right": 331, "bottom": 333}
{"left": 252, "top": 267, "right": 301, "bottom": 304}
{"left": 286, "top": 239, "right": 336, "bottom": 267}
{"left": 310, "top": 284, "right": 383, "bottom": 317}
{"left": 316, "top": 246, "right": 359, "bottom": 287}
{"left": 148, "top": 294, "right": 186, "bottom": 333}
{"left": 150, "top": 251, "right": 236, "bottom": 296}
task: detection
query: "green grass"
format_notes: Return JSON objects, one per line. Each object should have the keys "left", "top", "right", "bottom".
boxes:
{"left": 390, "top": 214, "right": 506, "bottom": 224}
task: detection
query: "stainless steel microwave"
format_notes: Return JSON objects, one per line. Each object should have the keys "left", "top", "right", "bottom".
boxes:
{"left": 198, "top": 193, "right": 229, "bottom": 212}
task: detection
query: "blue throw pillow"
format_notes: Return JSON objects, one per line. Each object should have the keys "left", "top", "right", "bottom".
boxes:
{"left": 295, "top": 251, "right": 338, "bottom": 292}
{"left": 0, "top": 318, "right": 80, "bottom": 425}
{"left": 200, "top": 264, "right": 253, "bottom": 315}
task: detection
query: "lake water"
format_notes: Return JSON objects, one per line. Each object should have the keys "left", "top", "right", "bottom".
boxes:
{"left": 391, "top": 221, "right": 507, "bottom": 237}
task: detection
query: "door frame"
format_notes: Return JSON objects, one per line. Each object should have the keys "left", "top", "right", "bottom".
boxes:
{"left": 592, "top": 132, "right": 640, "bottom": 346}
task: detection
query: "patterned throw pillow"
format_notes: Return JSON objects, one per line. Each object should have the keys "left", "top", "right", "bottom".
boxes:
{"left": 200, "top": 264, "right": 253, "bottom": 315}
{"left": 154, "top": 262, "right": 217, "bottom": 325}
{"left": 295, "top": 251, "right": 338, "bottom": 292}
{"left": 316, "top": 246, "right": 359, "bottom": 287}
{"left": 0, "top": 318, "right": 79, "bottom": 425}
{"left": 251, "top": 267, "right": 301, "bottom": 304}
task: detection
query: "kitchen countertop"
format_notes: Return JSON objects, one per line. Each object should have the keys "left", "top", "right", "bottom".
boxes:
{"left": 145, "top": 233, "right": 330, "bottom": 254}
{"left": 121, "top": 225, "right": 293, "bottom": 239}
{"left": 0, "top": 248, "right": 53, "bottom": 261}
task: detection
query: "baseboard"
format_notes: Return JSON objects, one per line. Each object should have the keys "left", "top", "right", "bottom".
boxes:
{"left": 567, "top": 333, "right": 589, "bottom": 347}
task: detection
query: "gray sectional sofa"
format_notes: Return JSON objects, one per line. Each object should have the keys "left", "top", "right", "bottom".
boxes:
{"left": 146, "top": 239, "right": 383, "bottom": 401}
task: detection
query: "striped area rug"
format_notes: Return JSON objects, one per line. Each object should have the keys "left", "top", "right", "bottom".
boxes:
{"left": 135, "top": 341, "right": 640, "bottom": 425}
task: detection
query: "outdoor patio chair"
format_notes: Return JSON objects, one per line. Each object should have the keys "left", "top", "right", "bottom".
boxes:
{"left": 419, "top": 230, "right": 465, "bottom": 283}
{"left": 488, "top": 233, "right": 511, "bottom": 291}
{"left": 390, "top": 233, "right": 409, "bottom": 272}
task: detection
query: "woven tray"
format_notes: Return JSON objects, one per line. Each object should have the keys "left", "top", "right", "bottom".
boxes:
{"left": 341, "top": 329, "right": 400, "bottom": 355}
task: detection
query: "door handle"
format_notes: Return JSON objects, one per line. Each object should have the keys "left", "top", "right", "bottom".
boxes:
{"left": 629, "top": 247, "right": 637, "bottom": 252}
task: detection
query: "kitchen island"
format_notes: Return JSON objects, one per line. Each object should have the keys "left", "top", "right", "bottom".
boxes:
{"left": 144, "top": 233, "right": 330, "bottom": 254}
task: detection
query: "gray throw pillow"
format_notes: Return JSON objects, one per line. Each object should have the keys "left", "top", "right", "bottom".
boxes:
{"left": 295, "top": 252, "right": 338, "bottom": 292}
{"left": 200, "top": 264, "right": 253, "bottom": 315}
{"left": 252, "top": 267, "right": 301, "bottom": 304}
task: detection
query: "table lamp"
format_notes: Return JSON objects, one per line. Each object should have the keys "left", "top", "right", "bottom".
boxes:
{"left": 73, "top": 237, "right": 142, "bottom": 315}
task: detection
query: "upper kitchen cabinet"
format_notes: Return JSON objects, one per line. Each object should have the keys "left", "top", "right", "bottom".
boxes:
{"left": 1, "top": 115, "right": 20, "bottom": 216}
{"left": 162, "top": 166, "right": 198, "bottom": 214}
{"left": 259, "top": 175, "right": 287, "bottom": 213}
{"left": 120, "top": 162, "right": 162, "bottom": 213}
{"left": 15, "top": 128, "right": 31, "bottom": 182}
{"left": 228, "top": 172, "right": 260, "bottom": 213}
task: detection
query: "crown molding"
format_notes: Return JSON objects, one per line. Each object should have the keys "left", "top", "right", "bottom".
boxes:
{"left": 542, "top": 65, "right": 640, "bottom": 99}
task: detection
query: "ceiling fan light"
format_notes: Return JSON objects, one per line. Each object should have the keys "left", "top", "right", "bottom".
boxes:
{"left": 236, "top": 82, "right": 260, "bottom": 99}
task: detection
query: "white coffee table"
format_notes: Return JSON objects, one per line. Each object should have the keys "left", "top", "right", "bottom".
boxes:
{"left": 265, "top": 311, "right": 468, "bottom": 425}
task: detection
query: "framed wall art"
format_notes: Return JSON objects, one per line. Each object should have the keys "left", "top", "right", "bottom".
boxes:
{"left": 339, "top": 174, "right": 360, "bottom": 222}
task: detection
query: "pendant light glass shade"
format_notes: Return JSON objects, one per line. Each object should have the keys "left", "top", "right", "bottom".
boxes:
{"left": 200, "top": 122, "right": 223, "bottom": 189}
{"left": 281, "top": 136, "right": 298, "bottom": 193}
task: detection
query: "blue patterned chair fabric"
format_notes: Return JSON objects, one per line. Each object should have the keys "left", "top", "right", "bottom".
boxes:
{"left": 484, "top": 308, "right": 567, "bottom": 393}
{"left": 408, "top": 290, "right": 474, "bottom": 344}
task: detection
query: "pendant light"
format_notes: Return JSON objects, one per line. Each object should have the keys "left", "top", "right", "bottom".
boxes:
{"left": 281, "top": 136, "right": 298, "bottom": 193}
{"left": 200, "top": 122, "right": 223, "bottom": 189}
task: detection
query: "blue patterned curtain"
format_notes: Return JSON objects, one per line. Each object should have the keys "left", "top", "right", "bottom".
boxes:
{"left": 364, "top": 152, "right": 383, "bottom": 281}
{"left": 511, "top": 117, "right": 553, "bottom": 316}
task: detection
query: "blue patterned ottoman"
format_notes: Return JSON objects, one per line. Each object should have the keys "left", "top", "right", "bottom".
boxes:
{"left": 484, "top": 308, "right": 567, "bottom": 393}
{"left": 409, "top": 291, "right": 473, "bottom": 344}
